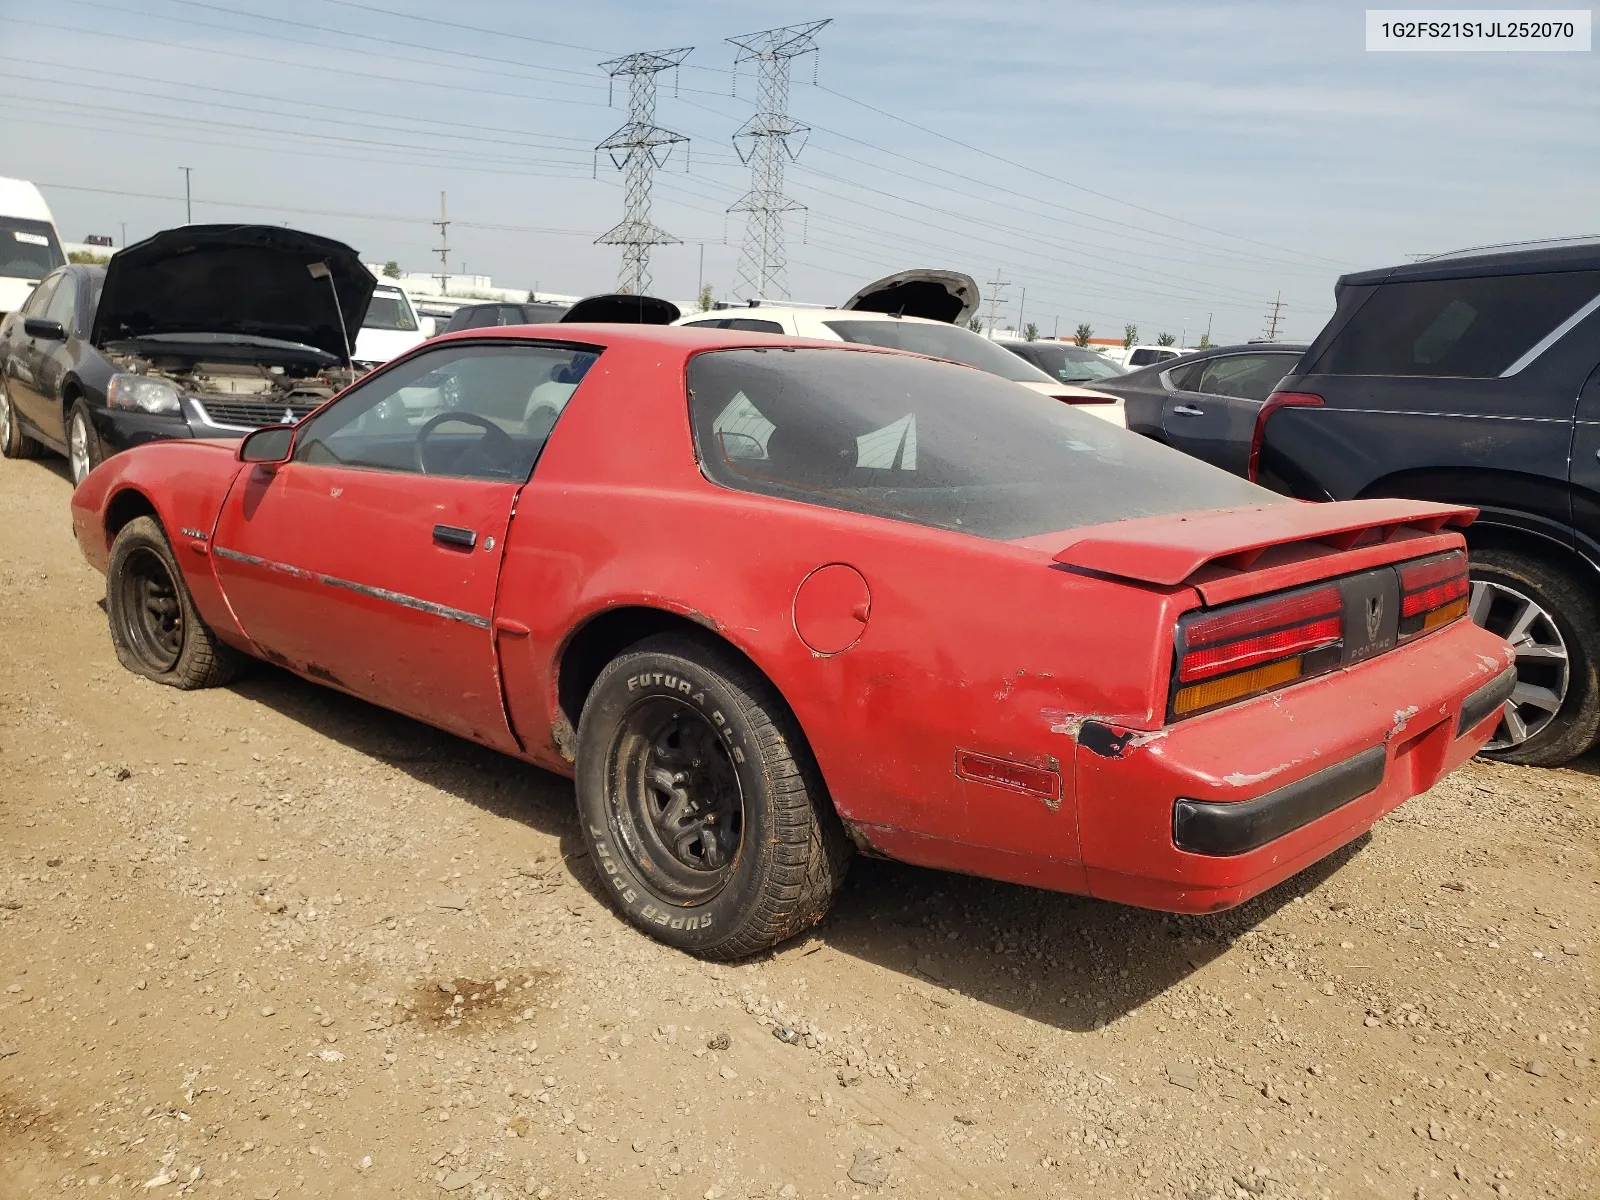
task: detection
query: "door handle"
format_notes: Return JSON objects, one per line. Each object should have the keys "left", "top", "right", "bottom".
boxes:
{"left": 1173, "top": 404, "right": 1204, "bottom": 417}
{"left": 433, "top": 524, "right": 477, "bottom": 550}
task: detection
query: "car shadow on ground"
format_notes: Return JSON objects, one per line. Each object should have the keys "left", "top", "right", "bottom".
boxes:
{"left": 226, "top": 663, "right": 1369, "bottom": 1033}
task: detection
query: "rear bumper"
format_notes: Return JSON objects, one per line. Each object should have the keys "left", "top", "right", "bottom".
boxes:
{"left": 1075, "top": 618, "right": 1513, "bottom": 913}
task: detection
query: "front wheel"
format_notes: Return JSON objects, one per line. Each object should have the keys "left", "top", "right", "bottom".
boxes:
{"left": 68, "top": 400, "right": 103, "bottom": 485}
{"left": 574, "top": 634, "right": 850, "bottom": 959}
{"left": 106, "top": 516, "right": 245, "bottom": 689}
{"left": 1469, "top": 548, "right": 1600, "bottom": 766}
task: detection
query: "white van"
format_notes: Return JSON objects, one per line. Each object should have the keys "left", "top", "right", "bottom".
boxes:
{"left": 0, "top": 178, "right": 66, "bottom": 319}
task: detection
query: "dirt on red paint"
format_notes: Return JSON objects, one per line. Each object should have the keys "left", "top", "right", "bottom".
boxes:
{"left": 1, "top": 453, "right": 1596, "bottom": 1199}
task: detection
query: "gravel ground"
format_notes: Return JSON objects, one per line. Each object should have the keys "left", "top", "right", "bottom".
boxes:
{"left": 1, "top": 453, "right": 1596, "bottom": 1200}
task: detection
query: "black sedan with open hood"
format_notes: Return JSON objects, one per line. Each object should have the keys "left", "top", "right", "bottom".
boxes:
{"left": 0, "top": 224, "right": 374, "bottom": 485}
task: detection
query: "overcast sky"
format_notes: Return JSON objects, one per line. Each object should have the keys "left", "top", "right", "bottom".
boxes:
{"left": 1, "top": 0, "right": 1595, "bottom": 343}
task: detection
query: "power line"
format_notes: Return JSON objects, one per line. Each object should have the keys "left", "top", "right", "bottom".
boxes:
{"left": 810, "top": 83, "right": 1353, "bottom": 268}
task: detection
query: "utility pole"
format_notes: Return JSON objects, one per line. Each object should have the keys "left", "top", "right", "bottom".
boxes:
{"left": 433, "top": 192, "right": 450, "bottom": 295}
{"left": 1205, "top": 312, "right": 1213, "bottom": 346}
{"left": 1017, "top": 286, "right": 1026, "bottom": 338}
{"left": 697, "top": 243, "right": 705, "bottom": 298}
{"left": 120, "top": 221, "right": 126, "bottom": 247}
{"left": 180, "top": 167, "right": 192, "bottom": 224}
{"left": 984, "top": 268, "right": 1011, "bottom": 339}
{"left": 595, "top": 47, "right": 693, "bottom": 295}
{"left": 727, "top": 20, "right": 829, "bottom": 301}
{"left": 1263, "top": 292, "right": 1285, "bottom": 341}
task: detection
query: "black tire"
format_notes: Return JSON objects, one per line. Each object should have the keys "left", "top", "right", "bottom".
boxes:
{"left": 106, "top": 516, "right": 246, "bottom": 689}
{"left": 1469, "top": 547, "right": 1600, "bottom": 767}
{"left": 574, "top": 634, "right": 850, "bottom": 959}
{"left": 67, "top": 399, "right": 103, "bottom": 486}
{"left": 0, "top": 377, "right": 43, "bottom": 460}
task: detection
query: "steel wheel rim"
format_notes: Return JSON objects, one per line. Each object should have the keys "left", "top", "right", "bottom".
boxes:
{"left": 0, "top": 385, "right": 12, "bottom": 449}
{"left": 1469, "top": 577, "right": 1568, "bottom": 750}
{"left": 607, "top": 696, "right": 744, "bottom": 904}
{"left": 116, "top": 546, "right": 184, "bottom": 672}
{"left": 69, "top": 412, "right": 90, "bottom": 483}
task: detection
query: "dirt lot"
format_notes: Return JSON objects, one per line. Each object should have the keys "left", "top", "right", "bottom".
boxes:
{"left": 0, "top": 453, "right": 1596, "bottom": 1200}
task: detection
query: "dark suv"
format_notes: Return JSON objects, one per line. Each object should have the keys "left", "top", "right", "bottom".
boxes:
{"left": 1252, "top": 238, "right": 1600, "bottom": 766}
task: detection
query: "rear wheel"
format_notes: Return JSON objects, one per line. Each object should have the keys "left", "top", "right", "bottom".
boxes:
{"left": 0, "top": 378, "right": 43, "bottom": 460}
{"left": 106, "top": 516, "right": 245, "bottom": 689}
{"left": 1469, "top": 547, "right": 1600, "bottom": 766}
{"left": 574, "top": 634, "right": 850, "bottom": 959}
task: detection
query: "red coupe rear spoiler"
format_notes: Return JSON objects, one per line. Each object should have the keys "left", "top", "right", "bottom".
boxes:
{"left": 1050, "top": 499, "right": 1476, "bottom": 587}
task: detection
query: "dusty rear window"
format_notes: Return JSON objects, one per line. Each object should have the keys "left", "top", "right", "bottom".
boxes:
{"left": 687, "top": 347, "right": 1280, "bottom": 540}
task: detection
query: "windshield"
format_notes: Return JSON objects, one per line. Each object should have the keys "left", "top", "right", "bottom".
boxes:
{"left": 363, "top": 290, "right": 418, "bottom": 331}
{"left": 1013, "top": 342, "right": 1128, "bottom": 382}
{"left": 823, "top": 319, "right": 1055, "bottom": 384}
{"left": 688, "top": 347, "right": 1279, "bottom": 541}
{"left": 0, "top": 217, "right": 66, "bottom": 280}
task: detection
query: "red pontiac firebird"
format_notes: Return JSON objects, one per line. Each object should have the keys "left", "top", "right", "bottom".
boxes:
{"left": 69, "top": 324, "right": 1516, "bottom": 958}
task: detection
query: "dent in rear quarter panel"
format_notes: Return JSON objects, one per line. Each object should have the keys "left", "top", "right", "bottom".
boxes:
{"left": 82, "top": 442, "right": 249, "bottom": 646}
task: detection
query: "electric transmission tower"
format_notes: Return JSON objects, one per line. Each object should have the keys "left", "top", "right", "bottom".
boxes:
{"left": 726, "top": 20, "right": 829, "bottom": 301}
{"left": 595, "top": 47, "right": 692, "bottom": 295}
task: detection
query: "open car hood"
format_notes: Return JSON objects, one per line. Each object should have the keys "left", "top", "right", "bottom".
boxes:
{"left": 841, "top": 269, "right": 980, "bottom": 325}
{"left": 561, "top": 294, "right": 681, "bottom": 325}
{"left": 92, "top": 224, "right": 374, "bottom": 361}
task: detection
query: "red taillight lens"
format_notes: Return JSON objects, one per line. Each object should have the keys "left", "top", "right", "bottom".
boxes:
{"left": 1247, "top": 391, "right": 1322, "bottom": 482}
{"left": 1398, "top": 550, "right": 1469, "bottom": 638}
{"left": 1172, "top": 583, "right": 1345, "bottom": 717}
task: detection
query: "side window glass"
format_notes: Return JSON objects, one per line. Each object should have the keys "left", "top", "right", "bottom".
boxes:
{"left": 724, "top": 318, "right": 785, "bottom": 334}
{"left": 21, "top": 275, "right": 59, "bottom": 319}
{"left": 44, "top": 276, "right": 77, "bottom": 332}
{"left": 682, "top": 319, "right": 729, "bottom": 329}
{"left": 1195, "top": 355, "right": 1282, "bottom": 401}
{"left": 464, "top": 307, "right": 501, "bottom": 330}
{"left": 1167, "top": 361, "right": 1205, "bottom": 391}
{"left": 293, "top": 343, "right": 600, "bottom": 481}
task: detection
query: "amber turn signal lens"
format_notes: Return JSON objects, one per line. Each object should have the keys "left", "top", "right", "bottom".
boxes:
{"left": 1422, "top": 594, "right": 1468, "bottom": 631}
{"left": 1172, "top": 656, "right": 1303, "bottom": 717}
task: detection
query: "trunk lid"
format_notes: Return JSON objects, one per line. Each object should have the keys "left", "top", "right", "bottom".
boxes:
{"left": 1045, "top": 498, "right": 1475, "bottom": 603}
{"left": 841, "top": 269, "right": 980, "bottom": 325}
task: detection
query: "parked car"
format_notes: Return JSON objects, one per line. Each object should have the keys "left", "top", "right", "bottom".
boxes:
{"left": 441, "top": 300, "right": 570, "bottom": 334}
{"left": 0, "top": 176, "right": 66, "bottom": 320}
{"left": 1003, "top": 340, "right": 1129, "bottom": 385}
{"left": 69, "top": 322, "right": 1512, "bottom": 958}
{"left": 1096, "top": 342, "right": 1310, "bottom": 473}
{"left": 353, "top": 281, "right": 427, "bottom": 370}
{"left": 1244, "top": 238, "right": 1600, "bottom": 766}
{"left": 0, "top": 224, "right": 372, "bottom": 485}
{"left": 676, "top": 270, "right": 1127, "bottom": 425}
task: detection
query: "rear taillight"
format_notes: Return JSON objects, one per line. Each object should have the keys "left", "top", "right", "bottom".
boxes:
{"left": 1171, "top": 582, "right": 1344, "bottom": 718}
{"left": 1398, "top": 550, "right": 1469, "bottom": 640}
{"left": 1247, "top": 391, "right": 1322, "bottom": 482}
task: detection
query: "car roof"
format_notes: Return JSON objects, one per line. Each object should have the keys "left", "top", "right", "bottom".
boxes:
{"left": 428, "top": 322, "right": 912, "bottom": 356}
{"left": 1340, "top": 236, "right": 1600, "bottom": 286}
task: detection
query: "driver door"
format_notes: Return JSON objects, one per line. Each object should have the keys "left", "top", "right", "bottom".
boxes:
{"left": 210, "top": 340, "right": 595, "bottom": 749}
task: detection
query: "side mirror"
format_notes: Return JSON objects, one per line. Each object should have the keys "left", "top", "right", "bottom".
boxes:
{"left": 23, "top": 318, "right": 66, "bottom": 341}
{"left": 238, "top": 424, "right": 296, "bottom": 464}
